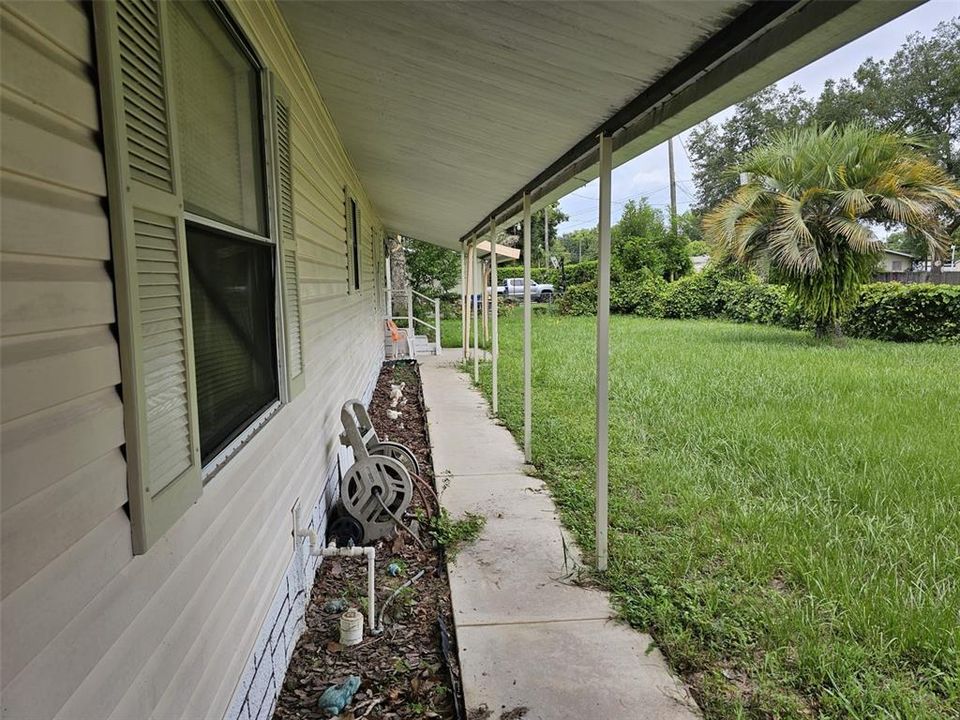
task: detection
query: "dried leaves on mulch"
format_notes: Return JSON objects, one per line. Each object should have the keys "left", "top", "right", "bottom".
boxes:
{"left": 273, "top": 361, "right": 461, "bottom": 720}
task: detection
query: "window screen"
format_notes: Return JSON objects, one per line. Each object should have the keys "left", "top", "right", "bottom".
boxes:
{"left": 187, "top": 225, "right": 278, "bottom": 463}
{"left": 169, "top": 1, "right": 266, "bottom": 235}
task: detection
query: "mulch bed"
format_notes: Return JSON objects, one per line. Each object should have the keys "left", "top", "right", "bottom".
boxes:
{"left": 274, "top": 360, "right": 462, "bottom": 720}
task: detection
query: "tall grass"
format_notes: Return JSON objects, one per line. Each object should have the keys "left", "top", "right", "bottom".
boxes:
{"left": 468, "top": 308, "right": 960, "bottom": 718}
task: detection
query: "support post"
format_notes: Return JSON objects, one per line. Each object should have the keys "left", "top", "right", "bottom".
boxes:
{"left": 407, "top": 287, "right": 414, "bottom": 343}
{"left": 386, "top": 252, "right": 393, "bottom": 319}
{"left": 522, "top": 193, "right": 532, "bottom": 463}
{"left": 482, "top": 262, "right": 489, "bottom": 343}
{"left": 472, "top": 243, "right": 479, "bottom": 383}
{"left": 460, "top": 245, "right": 466, "bottom": 360}
{"left": 490, "top": 218, "right": 499, "bottom": 415}
{"left": 465, "top": 243, "right": 474, "bottom": 360}
{"left": 595, "top": 132, "right": 613, "bottom": 572}
{"left": 434, "top": 298, "right": 441, "bottom": 354}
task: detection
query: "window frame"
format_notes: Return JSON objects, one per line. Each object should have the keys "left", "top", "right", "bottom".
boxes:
{"left": 172, "top": 1, "right": 288, "bottom": 481}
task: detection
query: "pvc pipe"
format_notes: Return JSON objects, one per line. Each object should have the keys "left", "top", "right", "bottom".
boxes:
{"left": 296, "top": 528, "right": 377, "bottom": 632}
{"left": 595, "top": 132, "right": 612, "bottom": 572}
{"left": 522, "top": 193, "right": 532, "bottom": 463}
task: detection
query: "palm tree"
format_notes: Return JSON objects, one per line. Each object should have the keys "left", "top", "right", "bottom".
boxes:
{"left": 704, "top": 125, "right": 960, "bottom": 337}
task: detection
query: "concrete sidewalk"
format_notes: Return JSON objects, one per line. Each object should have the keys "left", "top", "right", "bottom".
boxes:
{"left": 418, "top": 355, "right": 699, "bottom": 720}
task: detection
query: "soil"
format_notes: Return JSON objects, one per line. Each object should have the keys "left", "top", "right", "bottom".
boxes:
{"left": 273, "top": 361, "right": 462, "bottom": 720}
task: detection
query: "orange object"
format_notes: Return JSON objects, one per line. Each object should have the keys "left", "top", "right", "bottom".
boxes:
{"left": 386, "top": 319, "right": 402, "bottom": 342}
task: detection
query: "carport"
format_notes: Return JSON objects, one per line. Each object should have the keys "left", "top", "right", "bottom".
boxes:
{"left": 278, "top": 0, "right": 917, "bottom": 569}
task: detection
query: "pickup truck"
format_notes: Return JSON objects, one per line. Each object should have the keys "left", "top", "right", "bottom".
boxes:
{"left": 497, "top": 277, "right": 554, "bottom": 302}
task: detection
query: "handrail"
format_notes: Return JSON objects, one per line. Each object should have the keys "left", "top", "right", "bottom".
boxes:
{"left": 410, "top": 288, "right": 437, "bottom": 303}
{"left": 389, "top": 315, "right": 436, "bottom": 332}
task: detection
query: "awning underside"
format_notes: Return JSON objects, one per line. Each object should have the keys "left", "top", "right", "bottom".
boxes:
{"left": 279, "top": 0, "right": 917, "bottom": 249}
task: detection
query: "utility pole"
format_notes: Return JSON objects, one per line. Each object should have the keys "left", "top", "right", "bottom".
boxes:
{"left": 668, "top": 137, "right": 678, "bottom": 282}
{"left": 667, "top": 137, "right": 678, "bottom": 236}
{"left": 543, "top": 208, "right": 549, "bottom": 268}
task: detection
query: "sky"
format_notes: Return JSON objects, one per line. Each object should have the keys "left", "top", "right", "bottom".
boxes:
{"left": 556, "top": 1, "right": 959, "bottom": 237}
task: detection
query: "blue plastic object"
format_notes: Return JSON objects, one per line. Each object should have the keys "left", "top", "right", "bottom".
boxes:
{"left": 386, "top": 562, "right": 402, "bottom": 577}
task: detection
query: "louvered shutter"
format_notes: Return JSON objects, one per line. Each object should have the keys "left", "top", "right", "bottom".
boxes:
{"left": 273, "top": 78, "right": 305, "bottom": 398}
{"left": 94, "top": 0, "right": 202, "bottom": 553}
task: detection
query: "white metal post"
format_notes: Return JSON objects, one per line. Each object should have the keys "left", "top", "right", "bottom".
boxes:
{"left": 385, "top": 252, "right": 393, "bottom": 319}
{"left": 472, "top": 243, "right": 479, "bottom": 383}
{"left": 596, "top": 132, "right": 613, "bottom": 572}
{"left": 460, "top": 245, "right": 466, "bottom": 359}
{"left": 522, "top": 193, "right": 532, "bottom": 463}
{"left": 482, "top": 262, "right": 489, "bottom": 343}
{"left": 465, "top": 243, "right": 474, "bottom": 361}
{"left": 407, "top": 287, "right": 414, "bottom": 343}
{"left": 434, "top": 297, "right": 441, "bottom": 354}
{"left": 490, "top": 218, "right": 499, "bottom": 415}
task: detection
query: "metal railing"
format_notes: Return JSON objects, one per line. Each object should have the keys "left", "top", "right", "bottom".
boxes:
{"left": 384, "top": 288, "right": 442, "bottom": 355}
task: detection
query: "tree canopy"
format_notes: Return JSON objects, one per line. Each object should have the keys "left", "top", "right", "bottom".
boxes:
{"left": 688, "top": 18, "right": 960, "bottom": 235}
{"left": 404, "top": 238, "right": 460, "bottom": 295}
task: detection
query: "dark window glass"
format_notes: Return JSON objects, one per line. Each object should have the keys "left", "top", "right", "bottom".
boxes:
{"left": 351, "top": 199, "right": 361, "bottom": 290}
{"left": 187, "top": 225, "right": 278, "bottom": 463}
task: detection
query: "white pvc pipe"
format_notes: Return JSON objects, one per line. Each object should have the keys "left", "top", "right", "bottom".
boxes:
{"left": 460, "top": 245, "right": 467, "bottom": 359}
{"left": 296, "top": 528, "right": 377, "bottom": 632}
{"left": 490, "top": 218, "right": 499, "bottom": 414}
{"left": 522, "top": 193, "right": 532, "bottom": 463}
{"left": 596, "top": 132, "right": 612, "bottom": 572}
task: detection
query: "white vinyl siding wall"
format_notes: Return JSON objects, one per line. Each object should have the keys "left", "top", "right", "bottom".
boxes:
{"left": 0, "top": 1, "right": 387, "bottom": 718}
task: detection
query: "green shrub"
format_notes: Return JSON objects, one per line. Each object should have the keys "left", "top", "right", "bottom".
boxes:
{"left": 612, "top": 273, "right": 666, "bottom": 316}
{"left": 556, "top": 281, "right": 597, "bottom": 316}
{"left": 662, "top": 274, "right": 719, "bottom": 319}
{"left": 719, "top": 280, "right": 800, "bottom": 327}
{"left": 844, "top": 283, "right": 960, "bottom": 343}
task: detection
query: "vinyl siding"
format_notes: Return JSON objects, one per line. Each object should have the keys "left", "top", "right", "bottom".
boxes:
{"left": 0, "top": 1, "right": 387, "bottom": 718}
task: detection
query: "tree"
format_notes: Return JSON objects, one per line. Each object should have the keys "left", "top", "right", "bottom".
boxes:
{"left": 689, "top": 19, "right": 960, "bottom": 235}
{"left": 404, "top": 238, "right": 460, "bottom": 295}
{"left": 613, "top": 198, "right": 692, "bottom": 279}
{"left": 504, "top": 201, "right": 568, "bottom": 266}
{"left": 558, "top": 227, "right": 598, "bottom": 262}
{"left": 704, "top": 125, "right": 960, "bottom": 337}
{"left": 687, "top": 85, "right": 813, "bottom": 213}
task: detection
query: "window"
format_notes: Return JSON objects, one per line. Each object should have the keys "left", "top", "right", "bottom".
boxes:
{"left": 95, "top": 0, "right": 306, "bottom": 551}
{"left": 169, "top": 1, "right": 278, "bottom": 466}
{"left": 187, "top": 225, "right": 278, "bottom": 463}
{"left": 346, "top": 192, "right": 361, "bottom": 291}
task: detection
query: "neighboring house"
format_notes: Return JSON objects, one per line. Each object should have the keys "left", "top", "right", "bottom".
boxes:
{"left": 881, "top": 249, "right": 915, "bottom": 272}
{"left": 691, "top": 254, "right": 712, "bottom": 273}
{"left": 0, "top": 2, "right": 913, "bottom": 720}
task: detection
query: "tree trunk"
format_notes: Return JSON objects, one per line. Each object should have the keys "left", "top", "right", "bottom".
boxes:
{"left": 388, "top": 235, "right": 407, "bottom": 310}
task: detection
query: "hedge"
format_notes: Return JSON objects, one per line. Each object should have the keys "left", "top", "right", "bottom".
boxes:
{"left": 845, "top": 283, "right": 960, "bottom": 343}
{"left": 556, "top": 270, "right": 958, "bottom": 343}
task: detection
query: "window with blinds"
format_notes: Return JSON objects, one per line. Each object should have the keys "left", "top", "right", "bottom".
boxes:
{"left": 169, "top": 1, "right": 265, "bottom": 235}
{"left": 168, "top": 2, "right": 278, "bottom": 466}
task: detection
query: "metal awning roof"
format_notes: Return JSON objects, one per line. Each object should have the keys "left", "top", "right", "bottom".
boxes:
{"left": 279, "top": 0, "right": 917, "bottom": 248}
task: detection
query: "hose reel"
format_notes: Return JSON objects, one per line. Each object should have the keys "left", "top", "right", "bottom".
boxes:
{"left": 338, "top": 399, "right": 416, "bottom": 542}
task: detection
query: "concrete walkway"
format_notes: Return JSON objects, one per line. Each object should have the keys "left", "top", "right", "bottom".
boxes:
{"left": 418, "top": 355, "right": 698, "bottom": 720}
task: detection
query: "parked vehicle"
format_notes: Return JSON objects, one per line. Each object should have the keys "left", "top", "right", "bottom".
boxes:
{"left": 497, "top": 277, "right": 555, "bottom": 302}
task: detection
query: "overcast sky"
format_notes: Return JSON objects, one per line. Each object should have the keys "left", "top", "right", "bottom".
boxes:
{"left": 556, "top": 1, "right": 959, "bottom": 236}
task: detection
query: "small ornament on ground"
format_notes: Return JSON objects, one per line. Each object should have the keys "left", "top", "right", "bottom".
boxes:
{"left": 317, "top": 675, "right": 361, "bottom": 716}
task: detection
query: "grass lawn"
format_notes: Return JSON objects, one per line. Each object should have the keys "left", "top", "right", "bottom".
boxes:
{"left": 454, "top": 308, "right": 959, "bottom": 719}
